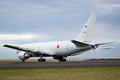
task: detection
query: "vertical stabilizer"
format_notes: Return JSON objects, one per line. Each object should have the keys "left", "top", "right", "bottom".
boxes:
{"left": 75, "top": 12, "right": 96, "bottom": 43}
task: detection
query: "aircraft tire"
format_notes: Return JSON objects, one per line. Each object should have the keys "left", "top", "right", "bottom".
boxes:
{"left": 38, "top": 59, "right": 46, "bottom": 62}
{"left": 59, "top": 59, "right": 66, "bottom": 62}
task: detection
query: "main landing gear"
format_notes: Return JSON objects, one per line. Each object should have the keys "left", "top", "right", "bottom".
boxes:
{"left": 38, "top": 54, "right": 46, "bottom": 62}
{"left": 59, "top": 58, "right": 66, "bottom": 62}
{"left": 21, "top": 58, "right": 46, "bottom": 62}
{"left": 38, "top": 58, "right": 46, "bottom": 62}
{"left": 53, "top": 56, "right": 67, "bottom": 62}
{"left": 22, "top": 59, "right": 25, "bottom": 62}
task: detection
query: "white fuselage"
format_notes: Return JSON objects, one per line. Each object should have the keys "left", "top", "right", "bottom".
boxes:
{"left": 21, "top": 41, "right": 92, "bottom": 57}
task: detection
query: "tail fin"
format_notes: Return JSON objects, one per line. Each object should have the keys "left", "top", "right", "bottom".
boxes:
{"left": 75, "top": 12, "right": 96, "bottom": 43}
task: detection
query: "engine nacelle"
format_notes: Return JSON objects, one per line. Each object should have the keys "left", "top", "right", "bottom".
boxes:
{"left": 17, "top": 51, "right": 30, "bottom": 60}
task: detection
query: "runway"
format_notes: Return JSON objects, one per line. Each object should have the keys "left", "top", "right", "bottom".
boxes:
{"left": 0, "top": 60, "right": 120, "bottom": 69}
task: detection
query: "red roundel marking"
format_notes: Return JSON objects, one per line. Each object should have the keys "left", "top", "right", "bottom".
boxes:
{"left": 57, "top": 45, "right": 60, "bottom": 48}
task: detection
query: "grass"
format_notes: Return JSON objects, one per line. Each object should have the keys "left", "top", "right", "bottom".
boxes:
{"left": 0, "top": 62, "right": 12, "bottom": 65}
{"left": 0, "top": 67, "right": 120, "bottom": 80}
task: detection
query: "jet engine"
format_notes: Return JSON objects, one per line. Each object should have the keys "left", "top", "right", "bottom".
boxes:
{"left": 17, "top": 51, "right": 30, "bottom": 60}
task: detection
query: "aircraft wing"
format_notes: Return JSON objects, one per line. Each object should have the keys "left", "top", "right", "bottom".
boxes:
{"left": 3, "top": 44, "right": 45, "bottom": 55}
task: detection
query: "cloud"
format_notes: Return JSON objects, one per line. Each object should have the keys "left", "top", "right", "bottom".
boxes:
{"left": 95, "top": 1, "right": 120, "bottom": 14}
{"left": 0, "top": 33, "right": 54, "bottom": 44}
{"left": 0, "top": 0, "right": 119, "bottom": 41}
{"left": 0, "top": 33, "right": 36, "bottom": 40}
{"left": 0, "top": 0, "right": 62, "bottom": 34}
{"left": 92, "top": 22, "right": 120, "bottom": 43}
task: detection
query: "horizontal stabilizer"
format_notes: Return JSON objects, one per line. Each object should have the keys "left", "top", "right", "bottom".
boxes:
{"left": 71, "top": 40, "right": 90, "bottom": 47}
{"left": 95, "top": 42, "right": 115, "bottom": 46}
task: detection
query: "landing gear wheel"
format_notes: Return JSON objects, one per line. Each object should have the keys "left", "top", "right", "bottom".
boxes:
{"left": 59, "top": 59, "right": 66, "bottom": 62}
{"left": 38, "top": 59, "right": 46, "bottom": 62}
{"left": 22, "top": 59, "right": 25, "bottom": 62}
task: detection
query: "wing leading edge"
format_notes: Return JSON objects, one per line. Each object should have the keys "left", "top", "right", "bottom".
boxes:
{"left": 4, "top": 44, "right": 35, "bottom": 52}
{"left": 3, "top": 44, "right": 47, "bottom": 55}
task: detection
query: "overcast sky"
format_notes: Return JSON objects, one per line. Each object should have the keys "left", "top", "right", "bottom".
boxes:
{"left": 0, "top": 0, "right": 120, "bottom": 60}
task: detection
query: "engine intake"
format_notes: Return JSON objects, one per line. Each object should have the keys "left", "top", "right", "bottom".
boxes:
{"left": 17, "top": 51, "right": 30, "bottom": 60}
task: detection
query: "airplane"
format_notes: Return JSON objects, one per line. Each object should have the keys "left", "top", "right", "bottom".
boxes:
{"left": 3, "top": 12, "right": 113, "bottom": 62}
